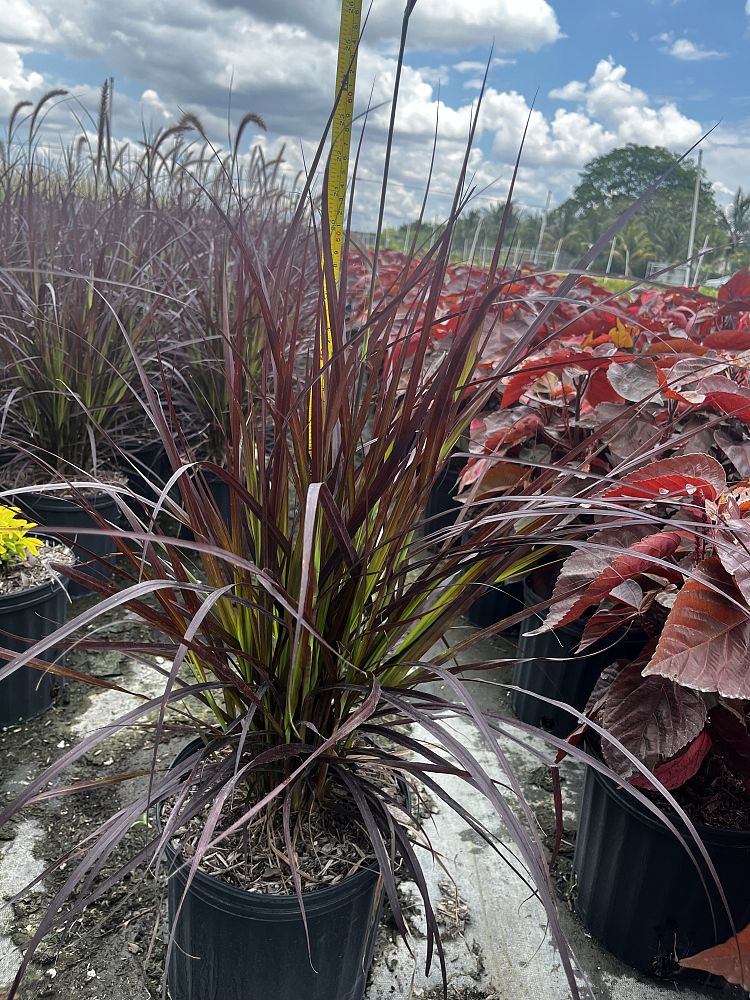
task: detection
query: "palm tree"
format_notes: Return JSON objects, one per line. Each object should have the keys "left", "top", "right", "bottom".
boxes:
{"left": 610, "top": 220, "right": 657, "bottom": 278}
{"left": 724, "top": 188, "right": 750, "bottom": 247}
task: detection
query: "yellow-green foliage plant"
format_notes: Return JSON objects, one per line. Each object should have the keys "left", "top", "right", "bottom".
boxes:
{"left": 0, "top": 505, "right": 42, "bottom": 568}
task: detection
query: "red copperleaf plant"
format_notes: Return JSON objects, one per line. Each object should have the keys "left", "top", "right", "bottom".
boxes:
{"left": 535, "top": 452, "right": 750, "bottom": 793}
{"left": 458, "top": 273, "right": 750, "bottom": 503}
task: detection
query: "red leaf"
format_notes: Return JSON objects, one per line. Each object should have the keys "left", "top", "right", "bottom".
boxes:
{"left": 529, "top": 526, "right": 673, "bottom": 633}
{"left": 601, "top": 657, "right": 707, "bottom": 779}
{"left": 483, "top": 412, "right": 543, "bottom": 454}
{"left": 643, "top": 557, "right": 750, "bottom": 699}
{"left": 603, "top": 454, "right": 726, "bottom": 504}
{"left": 501, "top": 351, "right": 636, "bottom": 408}
{"left": 703, "top": 329, "right": 750, "bottom": 351}
{"left": 718, "top": 266, "right": 750, "bottom": 316}
{"left": 579, "top": 530, "right": 681, "bottom": 614}
{"left": 714, "top": 516, "right": 750, "bottom": 606}
{"left": 584, "top": 367, "right": 624, "bottom": 407}
{"left": 648, "top": 337, "right": 708, "bottom": 356}
{"left": 630, "top": 730, "right": 712, "bottom": 790}
{"left": 681, "top": 920, "right": 750, "bottom": 989}
{"left": 693, "top": 375, "right": 750, "bottom": 424}
{"left": 458, "top": 458, "right": 524, "bottom": 493}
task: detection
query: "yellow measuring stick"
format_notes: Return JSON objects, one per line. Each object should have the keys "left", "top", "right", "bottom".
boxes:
{"left": 313, "top": 0, "right": 361, "bottom": 447}
{"left": 327, "top": 0, "right": 362, "bottom": 292}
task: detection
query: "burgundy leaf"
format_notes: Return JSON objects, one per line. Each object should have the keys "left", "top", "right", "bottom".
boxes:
{"left": 606, "top": 357, "right": 661, "bottom": 403}
{"left": 630, "top": 730, "right": 711, "bottom": 791}
{"left": 578, "top": 606, "right": 645, "bottom": 652}
{"left": 601, "top": 657, "right": 707, "bottom": 778}
{"left": 714, "top": 516, "right": 750, "bottom": 606}
{"left": 482, "top": 412, "right": 544, "bottom": 454}
{"left": 643, "top": 557, "right": 750, "bottom": 699}
{"left": 693, "top": 375, "right": 750, "bottom": 425}
{"left": 585, "top": 660, "right": 625, "bottom": 714}
{"left": 714, "top": 430, "right": 750, "bottom": 478}
{"left": 718, "top": 266, "right": 750, "bottom": 316}
{"left": 530, "top": 529, "right": 680, "bottom": 633}
{"left": 501, "top": 351, "right": 636, "bottom": 408}
{"left": 703, "top": 329, "right": 750, "bottom": 351}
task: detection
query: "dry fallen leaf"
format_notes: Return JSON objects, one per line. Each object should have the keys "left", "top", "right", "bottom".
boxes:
{"left": 680, "top": 921, "right": 750, "bottom": 990}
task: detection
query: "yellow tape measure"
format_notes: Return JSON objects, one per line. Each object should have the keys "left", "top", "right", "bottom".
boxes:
{"left": 328, "top": 0, "right": 362, "bottom": 288}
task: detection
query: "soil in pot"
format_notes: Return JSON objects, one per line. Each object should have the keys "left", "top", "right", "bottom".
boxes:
{"left": 0, "top": 541, "right": 73, "bottom": 725}
{"left": 512, "top": 573, "right": 647, "bottom": 737}
{"left": 574, "top": 758, "right": 750, "bottom": 976}
{"left": 162, "top": 741, "right": 406, "bottom": 1000}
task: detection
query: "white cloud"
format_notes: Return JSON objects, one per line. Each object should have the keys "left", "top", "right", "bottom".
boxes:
{"left": 0, "top": 43, "right": 46, "bottom": 115}
{"left": 0, "top": 1, "right": 56, "bottom": 45}
{"left": 140, "top": 88, "right": 171, "bottom": 120}
{"left": 657, "top": 34, "right": 726, "bottom": 61}
{"left": 371, "top": 0, "right": 560, "bottom": 50}
{"left": 549, "top": 58, "right": 703, "bottom": 148}
{"left": 0, "top": 2, "right": 748, "bottom": 230}
{"left": 206, "top": 0, "right": 560, "bottom": 50}
{"left": 455, "top": 61, "right": 488, "bottom": 75}
{"left": 454, "top": 58, "right": 517, "bottom": 74}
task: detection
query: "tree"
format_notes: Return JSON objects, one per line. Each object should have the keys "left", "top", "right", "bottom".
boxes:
{"left": 725, "top": 188, "right": 750, "bottom": 243}
{"left": 610, "top": 221, "right": 656, "bottom": 277}
{"left": 551, "top": 144, "right": 724, "bottom": 277}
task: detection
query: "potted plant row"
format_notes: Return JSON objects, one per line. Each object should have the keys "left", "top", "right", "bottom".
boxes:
{"left": 0, "top": 144, "right": 606, "bottom": 999}
{"left": 456, "top": 270, "right": 750, "bottom": 734}
{"left": 542, "top": 453, "right": 750, "bottom": 976}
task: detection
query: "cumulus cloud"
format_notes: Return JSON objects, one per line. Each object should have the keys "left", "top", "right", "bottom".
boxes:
{"left": 657, "top": 34, "right": 726, "bottom": 61}
{"left": 0, "top": 1, "right": 746, "bottom": 227}
{"left": 211, "top": 0, "right": 561, "bottom": 50}
{"left": 0, "top": 43, "right": 46, "bottom": 115}
{"left": 454, "top": 58, "right": 517, "bottom": 74}
{"left": 549, "top": 58, "right": 703, "bottom": 148}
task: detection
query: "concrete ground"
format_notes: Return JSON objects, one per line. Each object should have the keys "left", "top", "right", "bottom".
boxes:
{"left": 0, "top": 618, "right": 745, "bottom": 1000}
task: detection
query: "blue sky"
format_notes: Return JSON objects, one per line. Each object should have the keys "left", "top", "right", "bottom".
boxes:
{"left": 2, "top": 0, "right": 749, "bottom": 226}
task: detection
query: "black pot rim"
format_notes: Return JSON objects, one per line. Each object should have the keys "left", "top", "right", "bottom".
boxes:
{"left": 586, "top": 751, "right": 750, "bottom": 843}
{"left": 0, "top": 573, "right": 68, "bottom": 611}
{"left": 19, "top": 489, "right": 121, "bottom": 512}
{"left": 160, "top": 739, "right": 390, "bottom": 918}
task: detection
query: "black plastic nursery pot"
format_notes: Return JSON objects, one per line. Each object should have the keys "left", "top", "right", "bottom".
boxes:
{"left": 19, "top": 492, "right": 120, "bottom": 598}
{"left": 511, "top": 579, "right": 646, "bottom": 737}
{"left": 118, "top": 441, "right": 172, "bottom": 515}
{"left": 424, "top": 458, "right": 463, "bottom": 538}
{"left": 0, "top": 576, "right": 67, "bottom": 726}
{"left": 163, "top": 741, "right": 388, "bottom": 1000}
{"left": 466, "top": 578, "right": 524, "bottom": 633}
{"left": 574, "top": 762, "right": 750, "bottom": 975}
